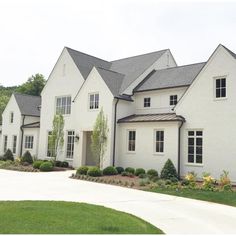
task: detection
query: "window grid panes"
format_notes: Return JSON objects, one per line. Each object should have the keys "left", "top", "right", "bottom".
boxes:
{"left": 128, "top": 131, "right": 136, "bottom": 152}
{"left": 10, "top": 112, "right": 14, "bottom": 123}
{"left": 25, "top": 136, "right": 34, "bottom": 149}
{"left": 56, "top": 96, "right": 71, "bottom": 115}
{"left": 188, "top": 130, "right": 203, "bottom": 164}
{"left": 89, "top": 93, "right": 99, "bottom": 109}
{"left": 170, "top": 95, "right": 178, "bottom": 105}
{"left": 12, "top": 135, "right": 17, "bottom": 154}
{"left": 66, "top": 131, "right": 75, "bottom": 159}
{"left": 155, "top": 131, "right": 164, "bottom": 153}
{"left": 144, "top": 97, "right": 151, "bottom": 107}
{"left": 47, "top": 131, "right": 55, "bottom": 157}
{"left": 216, "top": 78, "right": 226, "bottom": 98}
{"left": 3, "top": 136, "right": 7, "bottom": 153}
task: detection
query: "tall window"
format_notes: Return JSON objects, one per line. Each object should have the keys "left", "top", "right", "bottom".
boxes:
{"left": 66, "top": 131, "right": 75, "bottom": 159}
{"left": 12, "top": 136, "right": 17, "bottom": 154}
{"left": 56, "top": 96, "right": 71, "bottom": 115}
{"left": 170, "top": 95, "right": 178, "bottom": 105}
{"left": 215, "top": 78, "right": 226, "bottom": 98}
{"left": 3, "top": 136, "right": 7, "bottom": 153}
{"left": 155, "top": 130, "right": 164, "bottom": 153}
{"left": 128, "top": 130, "right": 136, "bottom": 152}
{"left": 25, "top": 136, "right": 34, "bottom": 149}
{"left": 10, "top": 112, "right": 14, "bottom": 123}
{"left": 188, "top": 131, "right": 203, "bottom": 164}
{"left": 144, "top": 97, "right": 151, "bottom": 107}
{"left": 47, "top": 131, "right": 55, "bottom": 157}
{"left": 89, "top": 93, "right": 99, "bottom": 109}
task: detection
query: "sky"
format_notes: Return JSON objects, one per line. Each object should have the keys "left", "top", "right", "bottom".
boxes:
{"left": 0, "top": 0, "right": 236, "bottom": 86}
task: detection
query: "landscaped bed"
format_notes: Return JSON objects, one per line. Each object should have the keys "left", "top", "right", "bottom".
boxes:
{"left": 0, "top": 201, "right": 163, "bottom": 234}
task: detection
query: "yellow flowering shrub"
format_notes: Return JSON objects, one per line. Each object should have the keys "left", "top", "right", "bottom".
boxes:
{"left": 219, "top": 170, "right": 232, "bottom": 191}
{"left": 202, "top": 173, "right": 215, "bottom": 190}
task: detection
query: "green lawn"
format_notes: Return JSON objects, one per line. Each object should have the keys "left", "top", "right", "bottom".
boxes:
{"left": 150, "top": 187, "right": 236, "bottom": 207}
{"left": 0, "top": 201, "right": 163, "bottom": 234}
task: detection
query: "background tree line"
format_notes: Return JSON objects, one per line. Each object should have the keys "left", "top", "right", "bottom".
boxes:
{"left": 0, "top": 74, "right": 46, "bottom": 124}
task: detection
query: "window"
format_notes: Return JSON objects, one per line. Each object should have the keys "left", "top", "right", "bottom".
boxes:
{"left": 128, "top": 130, "right": 136, "bottom": 152}
{"left": 3, "top": 136, "right": 7, "bottom": 153}
{"left": 66, "top": 131, "right": 75, "bottom": 159}
{"left": 144, "top": 97, "right": 151, "bottom": 107}
{"left": 10, "top": 112, "right": 14, "bottom": 123}
{"left": 25, "top": 136, "right": 34, "bottom": 149}
{"left": 12, "top": 136, "right": 17, "bottom": 154}
{"left": 47, "top": 131, "right": 55, "bottom": 157}
{"left": 188, "top": 130, "right": 203, "bottom": 164}
{"left": 89, "top": 93, "right": 99, "bottom": 109}
{"left": 170, "top": 95, "right": 178, "bottom": 105}
{"left": 215, "top": 78, "right": 226, "bottom": 98}
{"left": 155, "top": 130, "right": 164, "bottom": 153}
{"left": 56, "top": 96, "right": 71, "bottom": 115}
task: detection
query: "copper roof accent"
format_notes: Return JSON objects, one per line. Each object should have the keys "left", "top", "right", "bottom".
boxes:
{"left": 118, "top": 113, "right": 185, "bottom": 123}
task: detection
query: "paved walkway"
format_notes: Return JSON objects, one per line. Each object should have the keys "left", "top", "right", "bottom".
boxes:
{"left": 0, "top": 169, "right": 236, "bottom": 234}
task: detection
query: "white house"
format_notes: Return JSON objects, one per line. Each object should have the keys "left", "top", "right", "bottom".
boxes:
{"left": 1, "top": 44, "right": 236, "bottom": 182}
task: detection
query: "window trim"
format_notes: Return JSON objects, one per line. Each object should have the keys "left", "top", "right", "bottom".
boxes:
{"left": 143, "top": 97, "right": 151, "bottom": 108}
{"left": 12, "top": 135, "right": 17, "bottom": 154}
{"left": 213, "top": 76, "right": 227, "bottom": 100}
{"left": 127, "top": 130, "right": 136, "bottom": 153}
{"left": 88, "top": 92, "right": 99, "bottom": 110}
{"left": 55, "top": 95, "right": 72, "bottom": 115}
{"left": 3, "top": 135, "right": 7, "bottom": 153}
{"left": 10, "top": 112, "right": 14, "bottom": 124}
{"left": 170, "top": 95, "right": 178, "bottom": 106}
{"left": 153, "top": 129, "right": 165, "bottom": 155}
{"left": 24, "top": 135, "right": 34, "bottom": 150}
{"left": 66, "top": 130, "right": 75, "bottom": 159}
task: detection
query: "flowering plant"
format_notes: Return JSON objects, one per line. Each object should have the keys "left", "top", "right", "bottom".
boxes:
{"left": 202, "top": 173, "right": 215, "bottom": 190}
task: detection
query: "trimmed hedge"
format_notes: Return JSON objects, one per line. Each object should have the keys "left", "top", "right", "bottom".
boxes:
{"left": 40, "top": 161, "right": 53, "bottom": 172}
{"left": 33, "top": 160, "right": 44, "bottom": 169}
{"left": 135, "top": 168, "right": 146, "bottom": 176}
{"left": 3, "top": 149, "right": 14, "bottom": 161}
{"left": 87, "top": 167, "right": 102, "bottom": 177}
{"left": 76, "top": 166, "right": 89, "bottom": 175}
{"left": 115, "top": 166, "right": 124, "bottom": 174}
{"left": 147, "top": 169, "right": 158, "bottom": 177}
{"left": 21, "top": 151, "right": 33, "bottom": 164}
{"left": 125, "top": 167, "right": 135, "bottom": 174}
{"left": 160, "top": 159, "right": 178, "bottom": 179}
{"left": 61, "top": 161, "right": 69, "bottom": 168}
{"left": 103, "top": 166, "right": 118, "bottom": 176}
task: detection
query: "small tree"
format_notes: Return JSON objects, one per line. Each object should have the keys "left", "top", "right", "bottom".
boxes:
{"left": 49, "top": 114, "right": 64, "bottom": 161}
{"left": 160, "top": 159, "right": 178, "bottom": 180}
{"left": 3, "top": 149, "right": 14, "bottom": 161}
{"left": 91, "top": 108, "right": 108, "bottom": 169}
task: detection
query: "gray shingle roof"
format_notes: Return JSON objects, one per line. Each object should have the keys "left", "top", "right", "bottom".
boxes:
{"left": 118, "top": 113, "right": 185, "bottom": 123}
{"left": 135, "top": 62, "right": 206, "bottom": 92}
{"left": 110, "top": 50, "right": 168, "bottom": 93}
{"left": 66, "top": 47, "right": 111, "bottom": 79}
{"left": 14, "top": 93, "right": 41, "bottom": 117}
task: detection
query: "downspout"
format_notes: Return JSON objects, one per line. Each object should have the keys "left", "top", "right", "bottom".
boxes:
{"left": 112, "top": 98, "right": 119, "bottom": 166}
{"left": 178, "top": 120, "right": 184, "bottom": 179}
{"left": 20, "top": 115, "right": 26, "bottom": 156}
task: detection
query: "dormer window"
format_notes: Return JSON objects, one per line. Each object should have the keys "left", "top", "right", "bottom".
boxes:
{"left": 215, "top": 77, "right": 226, "bottom": 98}
{"left": 144, "top": 97, "right": 151, "bottom": 107}
{"left": 10, "top": 112, "right": 14, "bottom": 123}
{"left": 170, "top": 95, "right": 178, "bottom": 105}
{"left": 89, "top": 93, "right": 99, "bottom": 110}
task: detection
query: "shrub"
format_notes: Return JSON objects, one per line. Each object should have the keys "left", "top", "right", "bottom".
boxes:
{"left": 3, "top": 149, "right": 14, "bottom": 161}
{"left": 135, "top": 168, "right": 145, "bottom": 176}
{"left": 219, "top": 170, "right": 232, "bottom": 191}
{"left": 61, "top": 161, "right": 69, "bottom": 168}
{"left": 115, "top": 166, "right": 124, "bottom": 174}
{"left": 125, "top": 167, "right": 135, "bottom": 174}
{"left": 139, "top": 178, "right": 150, "bottom": 186}
{"left": 160, "top": 159, "right": 178, "bottom": 179}
{"left": 147, "top": 169, "right": 158, "bottom": 178}
{"left": 76, "top": 166, "right": 89, "bottom": 175}
{"left": 21, "top": 151, "right": 33, "bottom": 164}
{"left": 0, "top": 156, "right": 5, "bottom": 161}
{"left": 121, "top": 171, "right": 134, "bottom": 177}
{"left": 39, "top": 161, "right": 53, "bottom": 172}
{"left": 183, "top": 172, "right": 197, "bottom": 188}
{"left": 87, "top": 167, "right": 102, "bottom": 177}
{"left": 54, "top": 160, "right": 62, "bottom": 167}
{"left": 202, "top": 172, "right": 215, "bottom": 191}
{"left": 138, "top": 173, "right": 147, "bottom": 179}
{"left": 103, "top": 166, "right": 118, "bottom": 176}
{"left": 33, "top": 160, "right": 43, "bottom": 169}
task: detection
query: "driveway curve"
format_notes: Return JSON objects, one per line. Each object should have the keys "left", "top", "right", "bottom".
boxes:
{"left": 0, "top": 169, "right": 236, "bottom": 234}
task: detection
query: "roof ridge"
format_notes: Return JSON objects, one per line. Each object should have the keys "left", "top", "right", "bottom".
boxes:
{"left": 133, "top": 112, "right": 176, "bottom": 116}
{"left": 65, "top": 47, "right": 110, "bottom": 64}
{"left": 13, "top": 92, "right": 41, "bottom": 98}
{"left": 110, "top": 49, "right": 168, "bottom": 63}
{"left": 156, "top": 62, "right": 206, "bottom": 72}
{"left": 96, "top": 66, "right": 125, "bottom": 76}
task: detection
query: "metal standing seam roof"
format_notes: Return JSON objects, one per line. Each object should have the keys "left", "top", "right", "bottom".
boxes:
{"left": 14, "top": 93, "right": 41, "bottom": 117}
{"left": 135, "top": 62, "right": 206, "bottom": 92}
{"left": 118, "top": 113, "right": 185, "bottom": 123}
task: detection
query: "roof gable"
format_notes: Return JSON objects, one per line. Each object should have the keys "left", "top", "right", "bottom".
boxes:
{"left": 14, "top": 93, "right": 41, "bottom": 117}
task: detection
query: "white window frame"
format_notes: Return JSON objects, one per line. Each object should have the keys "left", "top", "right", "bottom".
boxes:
{"left": 89, "top": 92, "right": 99, "bottom": 110}
{"left": 24, "top": 135, "right": 34, "bottom": 150}
{"left": 3, "top": 135, "right": 7, "bottom": 153}
{"left": 187, "top": 130, "right": 203, "bottom": 165}
{"left": 55, "top": 96, "right": 71, "bottom": 115}
{"left": 12, "top": 135, "right": 17, "bottom": 154}
{"left": 143, "top": 97, "right": 151, "bottom": 107}
{"left": 10, "top": 112, "right": 14, "bottom": 123}
{"left": 154, "top": 130, "right": 164, "bottom": 154}
{"left": 127, "top": 130, "right": 136, "bottom": 153}
{"left": 66, "top": 130, "right": 75, "bottom": 159}
{"left": 170, "top": 95, "right": 178, "bottom": 105}
{"left": 214, "top": 76, "right": 227, "bottom": 100}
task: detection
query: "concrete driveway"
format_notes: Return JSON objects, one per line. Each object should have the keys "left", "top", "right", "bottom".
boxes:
{"left": 0, "top": 169, "right": 236, "bottom": 234}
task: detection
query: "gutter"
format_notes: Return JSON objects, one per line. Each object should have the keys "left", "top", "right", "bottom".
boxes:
{"left": 178, "top": 119, "right": 185, "bottom": 179}
{"left": 20, "top": 115, "right": 26, "bottom": 156}
{"left": 112, "top": 98, "right": 119, "bottom": 166}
